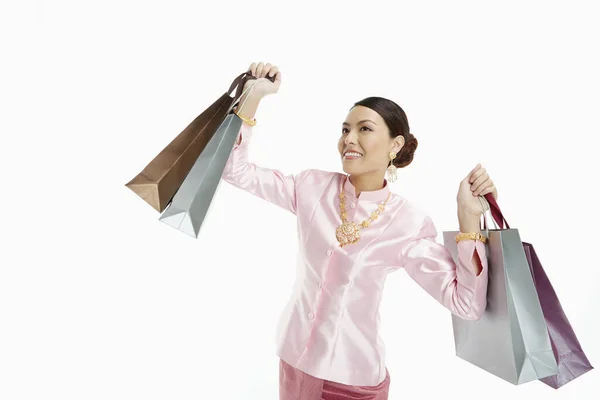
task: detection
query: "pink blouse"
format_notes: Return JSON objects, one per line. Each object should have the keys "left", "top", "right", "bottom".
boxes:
{"left": 221, "top": 122, "right": 489, "bottom": 386}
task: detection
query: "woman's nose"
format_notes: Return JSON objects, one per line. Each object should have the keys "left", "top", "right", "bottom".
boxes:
{"left": 344, "top": 131, "right": 357, "bottom": 144}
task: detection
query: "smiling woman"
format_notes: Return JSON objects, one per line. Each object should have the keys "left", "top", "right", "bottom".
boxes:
{"left": 338, "top": 97, "right": 419, "bottom": 194}
{"left": 221, "top": 61, "right": 497, "bottom": 400}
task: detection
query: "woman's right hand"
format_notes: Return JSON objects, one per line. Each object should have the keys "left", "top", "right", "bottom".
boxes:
{"left": 243, "top": 62, "right": 282, "bottom": 98}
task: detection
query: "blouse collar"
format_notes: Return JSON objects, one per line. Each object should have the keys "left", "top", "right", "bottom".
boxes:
{"left": 342, "top": 174, "right": 391, "bottom": 203}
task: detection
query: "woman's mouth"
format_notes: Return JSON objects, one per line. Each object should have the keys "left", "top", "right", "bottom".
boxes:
{"left": 343, "top": 151, "right": 363, "bottom": 160}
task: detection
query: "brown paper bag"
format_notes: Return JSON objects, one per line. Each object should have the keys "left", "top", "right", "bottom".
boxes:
{"left": 125, "top": 71, "right": 255, "bottom": 212}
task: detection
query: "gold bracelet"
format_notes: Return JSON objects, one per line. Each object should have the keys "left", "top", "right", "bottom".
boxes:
{"left": 233, "top": 107, "right": 257, "bottom": 127}
{"left": 455, "top": 232, "right": 487, "bottom": 244}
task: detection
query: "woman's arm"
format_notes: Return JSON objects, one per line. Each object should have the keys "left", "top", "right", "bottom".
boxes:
{"left": 221, "top": 61, "right": 309, "bottom": 213}
{"left": 398, "top": 215, "right": 489, "bottom": 320}
{"left": 221, "top": 91, "right": 308, "bottom": 214}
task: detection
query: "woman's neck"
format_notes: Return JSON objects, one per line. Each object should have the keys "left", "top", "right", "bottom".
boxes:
{"left": 348, "top": 172, "right": 386, "bottom": 197}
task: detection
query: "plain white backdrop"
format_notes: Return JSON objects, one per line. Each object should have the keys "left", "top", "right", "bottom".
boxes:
{"left": 1, "top": 1, "right": 599, "bottom": 399}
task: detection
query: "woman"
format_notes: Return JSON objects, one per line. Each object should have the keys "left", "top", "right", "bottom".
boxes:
{"left": 222, "top": 62, "right": 497, "bottom": 400}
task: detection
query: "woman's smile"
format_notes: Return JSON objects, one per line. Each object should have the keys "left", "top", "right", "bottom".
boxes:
{"left": 342, "top": 150, "right": 364, "bottom": 160}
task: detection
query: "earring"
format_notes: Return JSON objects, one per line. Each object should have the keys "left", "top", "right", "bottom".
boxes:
{"left": 386, "top": 151, "right": 397, "bottom": 182}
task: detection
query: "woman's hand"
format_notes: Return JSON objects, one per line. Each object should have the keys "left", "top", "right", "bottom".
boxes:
{"left": 457, "top": 163, "right": 498, "bottom": 218}
{"left": 243, "top": 61, "right": 282, "bottom": 98}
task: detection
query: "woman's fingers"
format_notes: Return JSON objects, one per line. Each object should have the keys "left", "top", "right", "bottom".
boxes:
{"left": 256, "top": 62, "right": 264, "bottom": 78}
{"left": 471, "top": 172, "right": 488, "bottom": 190}
{"left": 469, "top": 166, "right": 485, "bottom": 183}
{"left": 261, "top": 63, "right": 272, "bottom": 78}
{"left": 474, "top": 180, "right": 493, "bottom": 196}
{"left": 469, "top": 167, "right": 488, "bottom": 188}
{"left": 463, "top": 163, "right": 497, "bottom": 198}
{"left": 268, "top": 66, "right": 278, "bottom": 77}
{"left": 249, "top": 61, "right": 279, "bottom": 77}
{"left": 248, "top": 61, "right": 279, "bottom": 81}
{"left": 245, "top": 62, "right": 282, "bottom": 95}
{"left": 466, "top": 163, "right": 481, "bottom": 181}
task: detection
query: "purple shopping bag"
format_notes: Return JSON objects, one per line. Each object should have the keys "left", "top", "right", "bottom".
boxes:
{"left": 483, "top": 194, "right": 593, "bottom": 389}
{"left": 522, "top": 242, "right": 594, "bottom": 388}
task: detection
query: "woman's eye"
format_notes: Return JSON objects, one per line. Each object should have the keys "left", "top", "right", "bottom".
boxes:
{"left": 342, "top": 127, "right": 371, "bottom": 134}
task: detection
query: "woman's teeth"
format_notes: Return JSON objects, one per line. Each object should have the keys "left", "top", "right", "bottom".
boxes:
{"left": 344, "top": 152, "right": 363, "bottom": 158}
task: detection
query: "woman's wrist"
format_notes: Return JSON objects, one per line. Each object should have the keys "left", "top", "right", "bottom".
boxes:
{"left": 457, "top": 209, "right": 481, "bottom": 233}
{"left": 235, "top": 91, "right": 263, "bottom": 120}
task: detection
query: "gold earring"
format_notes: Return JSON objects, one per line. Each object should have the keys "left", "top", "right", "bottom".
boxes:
{"left": 386, "top": 152, "right": 397, "bottom": 182}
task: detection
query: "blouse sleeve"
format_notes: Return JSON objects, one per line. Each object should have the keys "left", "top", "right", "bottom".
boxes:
{"left": 399, "top": 215, "right": 489, "bottom": 320}
{"left": 221, "top": 122, "right": 307, "bottom": 214}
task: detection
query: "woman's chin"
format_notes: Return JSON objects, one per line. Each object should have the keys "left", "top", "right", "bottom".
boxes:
{"left": 341, "top": 160, "right": 363, "bottom": 175}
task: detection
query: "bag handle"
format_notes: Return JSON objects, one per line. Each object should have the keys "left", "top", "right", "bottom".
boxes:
{"left": 478, "top": 195, "right": 496, "bottom": 239}
{"left": 224, "top": 76, "right": 261, "bottom": 116}
{"left": 227, "top": 70, "right": 277, "bottom": 104}
{"left": 227, "top": 72, "right": 250, "bottom": 97}
{"left": 482, "top": 193, "right": 510, "bottom": 230}
{"left": 236, "top": 78, "right": 260, "bottom": 112}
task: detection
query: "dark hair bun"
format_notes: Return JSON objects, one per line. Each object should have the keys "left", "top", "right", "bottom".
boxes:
{"left": 393, "top": 133, "right": 418, "bottom": 168}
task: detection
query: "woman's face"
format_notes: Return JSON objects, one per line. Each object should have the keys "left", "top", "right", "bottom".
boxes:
{"left": 337, "top": 106, "right": 404, "bottom": 177}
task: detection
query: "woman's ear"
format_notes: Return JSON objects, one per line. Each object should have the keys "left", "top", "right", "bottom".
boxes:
{"left": 392, "top": 135, "right": 405, "bottom": 154}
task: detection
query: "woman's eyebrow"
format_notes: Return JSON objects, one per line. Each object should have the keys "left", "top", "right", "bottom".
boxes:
{"left": 342, "top": 119, "right": 377, "bottom": 126}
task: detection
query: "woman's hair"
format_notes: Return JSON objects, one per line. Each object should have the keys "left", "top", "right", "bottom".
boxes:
{"left": 352, "top": 97, "right": 418, "bottom": 168}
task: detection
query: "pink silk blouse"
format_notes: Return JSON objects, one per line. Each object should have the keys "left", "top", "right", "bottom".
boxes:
{"left": 221, "top": 122, "right": 489, "bottom": 386}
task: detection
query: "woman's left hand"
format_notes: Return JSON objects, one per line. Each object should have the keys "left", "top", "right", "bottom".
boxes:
{"left": 457, "top": 163, "right": 498, "bottom": 217}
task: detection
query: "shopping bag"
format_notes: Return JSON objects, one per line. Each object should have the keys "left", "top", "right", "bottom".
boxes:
{"left": 158, "top": 78, "right": 260, "bottom": 238}
{"left": 125, "top": 71, "right": 254, "bottom": 212}
{"left": 523, "top": 241, "right": 594, "bottom": 388}
{"left": 483, "top": 194, "right": 593, "bottom": 388}
{"left": 442, "top": 195, "right": 558, "bottom": 385}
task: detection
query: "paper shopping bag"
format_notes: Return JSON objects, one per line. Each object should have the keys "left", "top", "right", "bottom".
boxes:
{"left": 522, "top": 242, "right": 593, "bottom": 388}
{"left": 157, "top": 77, "right": 264, "bottom": 238}
{"left": 158, "top": 113, "right": 244, "bottom": 238}
{"left": 442, "top": 195, "right": 558, "bottom": 385}
{"left": 125, "top": 71, "right": 254, "bottom": 212}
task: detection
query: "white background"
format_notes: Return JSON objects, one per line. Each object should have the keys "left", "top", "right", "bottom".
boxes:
{"left": 1, "top": 1, "right": 598, "bottom": 399}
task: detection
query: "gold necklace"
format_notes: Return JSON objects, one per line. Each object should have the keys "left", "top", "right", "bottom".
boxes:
{"left": 335, "top": 176, "right": 392, "bottom": 247}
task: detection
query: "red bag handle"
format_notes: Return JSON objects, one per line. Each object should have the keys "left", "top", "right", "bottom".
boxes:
{"left": 483, "top": 193, "right": 511, "bottom": 230}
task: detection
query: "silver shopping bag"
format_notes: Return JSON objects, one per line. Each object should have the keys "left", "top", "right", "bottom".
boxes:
{"left": 158, "top": 112, "right": 243, "bottom": 238}
{"left": 158, "top": 78, "right": 260, "bottom": 238}
{"left": 442, "top": 195, "right": 558, "bottom": 385}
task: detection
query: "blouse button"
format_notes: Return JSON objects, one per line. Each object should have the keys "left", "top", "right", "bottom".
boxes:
{"left": 318, "top": 282, "right": 323, "bottom": 289}
{"left": 350, "top": 203, "right": 356, "bottom": 209}
{"left": 308, "top": 312, "right": 315, "bottom": 319}
{"left": 326, "top": 249, "right": 332, "bottom": 257}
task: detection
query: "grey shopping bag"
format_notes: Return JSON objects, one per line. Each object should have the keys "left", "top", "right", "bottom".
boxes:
{"left": 159, "top": 78, "right": 261, "bottom": 238}
{"left": 158, "top": 113, "right": 243, "bottom": 238}
{"left": 442, "top": 195, "right": 558, "bottom": 385}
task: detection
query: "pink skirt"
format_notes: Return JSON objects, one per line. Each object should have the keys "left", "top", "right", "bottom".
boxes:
{"left": 279, "top": 359, "right": 391, "bottom": 400}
